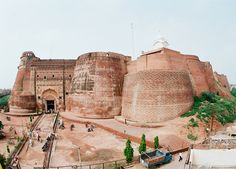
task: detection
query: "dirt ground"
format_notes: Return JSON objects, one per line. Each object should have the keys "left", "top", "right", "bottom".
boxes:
{"left": 50, "top": 119, "right": 140, "bottom": 167}
{"left": 1, "top": 112, "right": 232, "bottom": 169}
{"left": 0, "top": 113, "right": 36, "bottom": 156}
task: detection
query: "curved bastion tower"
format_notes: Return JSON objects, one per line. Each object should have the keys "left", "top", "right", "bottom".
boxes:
{"left": 9, "top": 52, "right": 39, "bottom": 113}
{"left": 121, "top": 70, "right": 194, "bottom": 123}
{"left": 9, "top": 48, "right": 231, "bottom": 124}
{"left": 67, "top": 52, "right": 131, "bottom": 118}
{"left": 121, "top": 48, "right": 231, "bottom": 123}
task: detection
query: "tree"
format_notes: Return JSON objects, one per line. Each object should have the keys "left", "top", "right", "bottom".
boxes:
{"left": 0, "top": 154, "right": 6, "bottom": 168}
{"left": 154, "top": 136, "right": 159, "bottom": 149}
{"left": 231, "top": 87, "right": 236, "bottom": 97}
{"left": 0, "top": 95, "right": 10, "bottom": 107}
{"left": 124, "top": 139, "right": 134, "bottom": 163}
{"left": 139, "top": 134, "right": 146, "bottom": 153}
{"left": 181, "top": 92, "right": 236, "bottom": 134}
{"left": 0, "top": 121, "right": 3, "bottom": 130}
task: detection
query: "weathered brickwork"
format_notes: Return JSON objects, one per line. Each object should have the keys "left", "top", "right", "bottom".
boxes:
{"left": 121, "top": 70, "right": 194, "bottom": 123}
{"left": 9, "top": 48, "right": 231, "bottom": 123}
{"left": 67, "top": 52, "right": 131, "bottom": 118}
{"left": 10, "top": 51, "right": 76, "bottom": 113}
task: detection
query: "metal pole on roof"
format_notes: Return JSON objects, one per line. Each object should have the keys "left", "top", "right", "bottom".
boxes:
{"left": 131, "top": 23, "right": 135, "bottom": 58}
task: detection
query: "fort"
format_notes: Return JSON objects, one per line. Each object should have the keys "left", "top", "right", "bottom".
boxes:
{"left": 9, "top": 48, "right": 231, "bottom": 123}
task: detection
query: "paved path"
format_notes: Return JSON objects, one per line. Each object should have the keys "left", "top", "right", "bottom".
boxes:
{"left": 19, "top": 114, "right": 56, "bottom": 169}
{"left": 60, "top": 112, "right": 190, "bottom": 152}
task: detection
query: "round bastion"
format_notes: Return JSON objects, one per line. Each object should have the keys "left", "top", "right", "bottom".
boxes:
{"left": 67, "top": 52, "right": 130, "bottom": 118}
{"left": 121, "top": 69, "right": 194, "bottom": 123}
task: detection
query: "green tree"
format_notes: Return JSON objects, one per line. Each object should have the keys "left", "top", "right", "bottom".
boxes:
{"left": 231, "top": 87, "right": 236, "bottom": 97}
{"left": 124, "top": 139, "right": 134, "bottom": 163}
{"left": 154, "top": 136, "right": 159, "bottom": 149}
{"left": 0, "top": 121, "right": 3, "bottom": 130}
{"left": 0, "top": 95, "right": 10, "bottom": 107}
{"left": 181, "top": 92, "right": 236, "bottom": 132}
{"left": 139, "top": 134, "right": 146, "bottom": 153}
{"left": 0, "top": 154, "right": 6, "bottom": 168}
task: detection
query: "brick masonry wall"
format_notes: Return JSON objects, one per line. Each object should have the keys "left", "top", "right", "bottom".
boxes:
{"left": 214, "top": 72, "right": 231, "bottom": 91}
{"left": 186, "top": 57, "right": 210, "bottom": 96}
{"left": 68, "top": 52, "right": 131, "bottom": 118}
{"left": 9, "top": 52, "right": 76, "bottom": 113}
{"left": 121, "top": 70, "right": 194, "bottom": 123}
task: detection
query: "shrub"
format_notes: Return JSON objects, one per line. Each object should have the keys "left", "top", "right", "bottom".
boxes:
{"left": 0, "top": 121, "right": 3, "bottom": 130}
{"left": 124, "top": 139, "right": 134, "bottom": 163}
{"left": 231, "top": 87, "right": 236, "bottom": 97}
{"left": 0, "top": 154, "right": 6, "bottom": 168}
{"left": 0, "top": 95, "right": 10, "bottom": 107}
{"left": 154, "top": 136, "right": 159, "bottom": 149}
{"left": 187, "top": 133, "right": 198, "bottom": 141}
{"left": 138, "top": 134, "right": 146, "bottom": 153}
{"left": 188, "top": 118, "right": 199, "bottom": 128}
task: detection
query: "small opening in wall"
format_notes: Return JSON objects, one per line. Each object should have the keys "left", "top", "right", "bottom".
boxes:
{"left": 69, "top": 75, "right": 71, "bottom": 78}
{"left": 52, "top": 75, "right": 55, "bottom": 78}
{"left": 37, "top": 75, "right": 39, "bottom": 78}
{"left": 59, "top": 96, "right": 62, "bottom": 99}
{"left": 44, "top": 76, "right": 47, "bottom": 79}
{"left": 38, "top": 96, "right": 41, "bottom": 99}
{"left": 66, "top": 92, "right": 69, "bottom": 95}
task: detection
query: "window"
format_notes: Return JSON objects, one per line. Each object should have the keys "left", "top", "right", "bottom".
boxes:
{"left": 66, "top": 92, "right": 69, "bottom": 95}
{"left": 59, "top": 96, "right": 62, "bottom": 99}
{"left": 38, "top": 96, "right": 41, "bottom": 100}
{"left": 69, "top": 75, "right": 71, "bottom": 78}
{"left": 44, "top": 76, "right": 47, "bottom": 79}
{"left": 52, "top": 75, "right": 55, "bottom": 78}
{"left": 37, "top": 75, "right": 39, "bottom": 78}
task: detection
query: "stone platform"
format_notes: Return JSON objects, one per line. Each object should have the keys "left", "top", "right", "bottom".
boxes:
{"left": 3, "top": 111, "right": 42, "bottom": 117}
{"left": 60, "top": 111, "right": 190, "bottom": 153}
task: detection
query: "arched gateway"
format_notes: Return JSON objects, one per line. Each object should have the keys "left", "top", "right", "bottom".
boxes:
{"left": 42, "top": 89, "right": 58, "bottom": 112}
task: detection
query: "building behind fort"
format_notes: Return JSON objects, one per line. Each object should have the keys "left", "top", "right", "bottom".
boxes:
{"left": 9, "top": 48, "right": 231, "bottom": 123}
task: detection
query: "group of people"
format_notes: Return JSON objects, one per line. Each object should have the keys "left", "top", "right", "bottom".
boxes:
{"left": 85, "top": 123, "right": 95, "bottom": 132}
{"left": 58, "top": 118, "right": 65, "bottom": 129}
{"left": 28, "top": 130, "right": 41, "bottom": 147}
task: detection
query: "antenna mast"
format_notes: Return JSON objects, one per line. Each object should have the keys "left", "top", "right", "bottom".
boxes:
{"left": 131, "top": 23, "right": 135, "bottom": 58}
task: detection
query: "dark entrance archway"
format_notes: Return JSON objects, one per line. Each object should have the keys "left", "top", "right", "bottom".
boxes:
{"left": 42, "top": 89, "right": 58, "bottom": 112}
{"left": 47, "top": 100, "right": 55, "bottom": 112}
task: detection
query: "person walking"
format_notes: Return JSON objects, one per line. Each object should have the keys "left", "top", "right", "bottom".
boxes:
{"left": 7, "top": 145, "right": 10, "bottom": 153}
{"left": 37, "top": 133, "right": 41, "bottom": 142}
{"left": 179, "top": 152, "right": 183, "bottom": 162}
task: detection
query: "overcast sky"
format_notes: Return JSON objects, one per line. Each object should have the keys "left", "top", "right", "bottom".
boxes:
{"left": 0, "top": 0, "right": 235, "bottom": 88}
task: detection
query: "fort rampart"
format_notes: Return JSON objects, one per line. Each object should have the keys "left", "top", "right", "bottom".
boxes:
{"left": 9, "top": 48, "right": 231, "bottom": 123}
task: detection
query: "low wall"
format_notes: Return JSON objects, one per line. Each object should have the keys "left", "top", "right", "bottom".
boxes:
{"left": 190, "top": 149, "right": 236, "bottom": 167}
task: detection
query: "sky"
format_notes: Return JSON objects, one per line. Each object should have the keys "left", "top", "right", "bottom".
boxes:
{"left": 0, "top": 0, "right": 235, "bottom": 88}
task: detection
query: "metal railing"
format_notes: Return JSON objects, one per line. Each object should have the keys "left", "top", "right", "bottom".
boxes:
{"left": 36, "top": 156, "right": 140, "bottom": 169}
{"left": 43, "top": 112, "right": 59, "bottom": 169}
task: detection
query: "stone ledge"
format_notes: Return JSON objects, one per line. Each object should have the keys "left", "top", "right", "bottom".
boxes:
{"left": 3, "top": 112, "right": 42, "bottom": 117}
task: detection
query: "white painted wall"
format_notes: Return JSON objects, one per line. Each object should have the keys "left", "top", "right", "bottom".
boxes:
{"left": 190, "top": 149, "right": 236, "bottom": 167}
